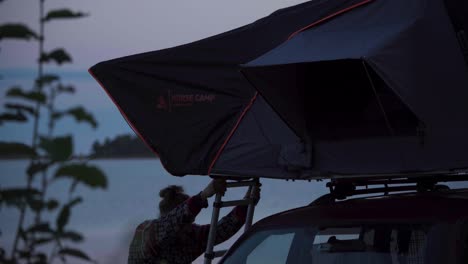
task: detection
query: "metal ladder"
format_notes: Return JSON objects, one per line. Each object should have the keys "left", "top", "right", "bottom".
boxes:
{"left": 203, "top": 178, "right": 260, "bottom": 264}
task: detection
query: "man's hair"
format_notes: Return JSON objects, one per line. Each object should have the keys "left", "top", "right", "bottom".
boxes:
{"left": 159, "top": 185, "right": 189, "bottom": 216}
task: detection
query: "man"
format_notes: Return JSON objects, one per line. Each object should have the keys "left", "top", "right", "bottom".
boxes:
{"left": 128, "top": 179, "right": 260, "bottom": 264}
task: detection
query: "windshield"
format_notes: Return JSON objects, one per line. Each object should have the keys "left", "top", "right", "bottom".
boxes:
{"left": 221, "top": 222, "right": 467, "bottom": 264}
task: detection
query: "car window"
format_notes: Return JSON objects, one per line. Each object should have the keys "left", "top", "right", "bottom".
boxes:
{"left": 311, "top": 225, "right": 432, "bottom": 264}
{"left": 313, "top": 227, "right": 361, "bottom": 244}
{"left": 221, "top": 224, "right": 459, "bottom": 264}
{"left": 222, "top": 229, "right": 301, "bottom": 264}
{"left": 246, "top": 233, "right": 294, "bottom": 264}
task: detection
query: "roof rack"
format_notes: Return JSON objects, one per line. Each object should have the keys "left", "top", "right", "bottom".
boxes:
{"left": 325, "top": 171, "right": 468, "bottom": 200}
{"left": 328, "top": 168, "right": 468, "bottom": 180}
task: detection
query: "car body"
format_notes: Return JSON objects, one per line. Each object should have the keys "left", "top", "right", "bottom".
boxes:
{"left": 219, "top": 187, "right": 468, "bottom": 264}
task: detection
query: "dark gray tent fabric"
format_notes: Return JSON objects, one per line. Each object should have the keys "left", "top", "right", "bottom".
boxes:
{"left": 90, "top": 0, "right": 468, "bottom": 179}
{"left": 244, "top": 0, "right": 468, "bottom": 129}
{"left": 240, "top": 0, "right": 468, "bottom": 176}
{"left": 89, "top": 0, "right": 369, "bottom": 177}
{"left": 212, "top": 95, "right": 308, "bottom": 179}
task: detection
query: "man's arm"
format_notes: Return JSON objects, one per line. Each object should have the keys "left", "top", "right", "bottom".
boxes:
{"left": 195, "top": 184, "right": 261, "bottom": 248}
{"left": 214, "top": 206, "right": 248, "bottom": 244}
{"left": 129, "top": 194, "right": 208, "bottom": 261}
{"left": 195, "top": 205, "right": 248, "bottom": 248}
{"left": 149, "top": 193, "right": 208, "bottom": 246}
{"left": 148, "top": 179, "right": 226, "bottom": 247}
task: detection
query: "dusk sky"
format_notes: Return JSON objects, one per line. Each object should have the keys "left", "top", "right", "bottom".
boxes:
{"left": 0, "top": 0, "right": 309, "bottom": 153}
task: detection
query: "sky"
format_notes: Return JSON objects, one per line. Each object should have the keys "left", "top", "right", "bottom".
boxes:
{"left": 0, "top": 0, "right": 309, "bottom": 153}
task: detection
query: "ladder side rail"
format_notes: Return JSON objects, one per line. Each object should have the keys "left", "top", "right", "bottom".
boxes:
{"left": 204, "top": 178, "right": 260, "bottom": 264}
{"left": 244, "top": 179, "right": 259, "bottom": 232}
{"left": 204, "top": 193, "right": 222, "bottom": 264}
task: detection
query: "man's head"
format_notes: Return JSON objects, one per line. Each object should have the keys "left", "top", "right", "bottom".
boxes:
{"left": 159, "top": 185, "right": 189, "bottom": 216}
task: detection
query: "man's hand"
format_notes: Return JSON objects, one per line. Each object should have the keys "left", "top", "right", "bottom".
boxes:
{"left": 244, "top": 183, "right": 261, "bottom": 205}
{"left": 200, "top": 179, "right": 227, "bottom": 200}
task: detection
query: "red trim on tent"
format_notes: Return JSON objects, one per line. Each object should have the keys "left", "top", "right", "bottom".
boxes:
{"left": 208, "top": 92, "right": 258, "bottom": 175}
{"left": 88, "top": 68, "right": 166, "bottom": 165}
{"left": 287, "top": 0, "right": 374, "bottom": 40}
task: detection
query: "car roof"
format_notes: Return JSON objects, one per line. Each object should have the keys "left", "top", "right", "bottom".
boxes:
{"left": 253, "top": 188, "right": 468, "bottom": 229}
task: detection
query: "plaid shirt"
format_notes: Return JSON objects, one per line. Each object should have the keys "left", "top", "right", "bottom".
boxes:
{"left": 128, "top": 194, "right": 247, "bottom": 264}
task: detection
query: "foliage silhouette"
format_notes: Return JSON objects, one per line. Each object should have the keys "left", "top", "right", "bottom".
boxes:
{"left": 0, "top": 1, "right": 107, "bottom": 263}
{"left": 91, "top": 134, "right": 156, "bottom": 158}
{"left": 0, "top": 24, "right": 38, "bottom": 40}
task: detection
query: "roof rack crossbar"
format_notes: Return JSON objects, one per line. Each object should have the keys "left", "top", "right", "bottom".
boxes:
{"left": 333, "top": 174, "right": 468, "bottom": 186}
{"left": 328, "top": 169, "right": 468, "bottom": 180}
{"left": 326, "top": 174, "right": 468, "bottom": 200}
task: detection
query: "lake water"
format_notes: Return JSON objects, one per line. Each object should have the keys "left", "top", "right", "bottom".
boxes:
{"left": 0, "top": 159, "right": 328, "bottom": 263}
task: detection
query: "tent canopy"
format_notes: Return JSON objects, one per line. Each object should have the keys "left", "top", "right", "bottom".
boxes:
{"left": 242, "top": 0, "right": 468, "bottom": 138}
{"left": 90, "top": 0, "right": 468, "bottom": 179}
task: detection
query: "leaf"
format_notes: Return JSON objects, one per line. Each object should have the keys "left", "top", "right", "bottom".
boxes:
{"left": 69, "top": 179, "right": 79, "bottom": 194}
{"left": 39, "top": 135, "right": 73, "bottom": 162}
{"left": 6, "top": 87, "right": 46, "bottom": 104}
{"left": 0, "top": 23, "right": 38, "bottom": 40}
{"left": 54, "top": 164, "right": 107, "bottom": 189}
{"left": 32, "top": 253, "right": 47, "bottom": 264}
{"left": 26, "top": 223, "right": 54, "bottom": 234}
{"left": 43, "top": 9, "right": 88, "bottom": 22}
{"left": 39, "top": 49, "right": 72, "bottom": 65}
{"left": 0, "top": 188, "right": 41, "bottom": 208}
{"left": 51, "top": 112, "right": 63, "bottom": 120}
{"left": 57, "top": 84, "right": 75, "bottom": 94}
{"left": 58, "top": 248, "right": 92, "bottom": 262}
{"left": 0, "top": 142, "right": 36, "bottom": 158}
{"left": 56, "top": 197, "right": 82, "bottom": 232}
{"left": 54, "top": 107, "right": 97, "bottom": 128}
{"left": 56, "top": 206, "right": 70, "bottom": 232}
{"left": 18, "top": 250, "right": 31, "bottom": 259}
{"left": 35, "top": 74, "right": 59, "bottom": 87}
{"left": 33, "top": 237, "right": 54, "bottom": 246}
{"left": 27, "top": 161, "right": 51, "bottom": 177}
{"left": 0, "top": 112, "right": 27, "bottom": 124}
{"left": 47, "top": 199, "right": 59, "bottom": 211}
{"left": 60, "top": 230, "right": 84, "bottom": 242}
{"left": 28, "top": 197, "right": 43, "bottom": 212}
{"left": 5, "top": 103, "right": 36, "bottom": 116}
{"left": 68, "top": 197, "right": 82, "bottom": 207}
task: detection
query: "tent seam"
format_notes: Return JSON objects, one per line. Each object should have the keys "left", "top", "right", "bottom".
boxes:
{"left": 208, "top": 92, "right": 258, "bottom": 175}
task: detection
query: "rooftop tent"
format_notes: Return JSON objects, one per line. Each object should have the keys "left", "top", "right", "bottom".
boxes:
{"left": 89, "top": 0, "right": 369, "bottom": 178}
{"left": 241, "top": 0, "right": 468, "bottom": 176}
{"left": 90, "top": 0, "right": 468, "bottom": 179}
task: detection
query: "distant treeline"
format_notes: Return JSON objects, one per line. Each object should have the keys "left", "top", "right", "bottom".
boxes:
{"left": 91, "top": 134, "right": 157, "bottom": 158}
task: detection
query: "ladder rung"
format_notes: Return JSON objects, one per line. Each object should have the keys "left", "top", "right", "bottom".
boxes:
{"left": 226, "top": 180, "right": 257, "bottom": 188}
{"left": 216, "top": 199, "right": 252, "bottom": 208}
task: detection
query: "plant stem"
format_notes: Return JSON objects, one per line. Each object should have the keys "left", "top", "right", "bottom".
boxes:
{"left": 11, "top": 0, "right": 46, "bottom": 260}
{"left": 10, "top": 196, "right": 25, "bottom": 260}
{"left": 32, "top": 0, "right": 45, "bottom": 149}
{"left": 36, "top": 80, "right": 56, "bottom": 229}
{"left": 47, "top": 87, "right": 56, "bottom": 138}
